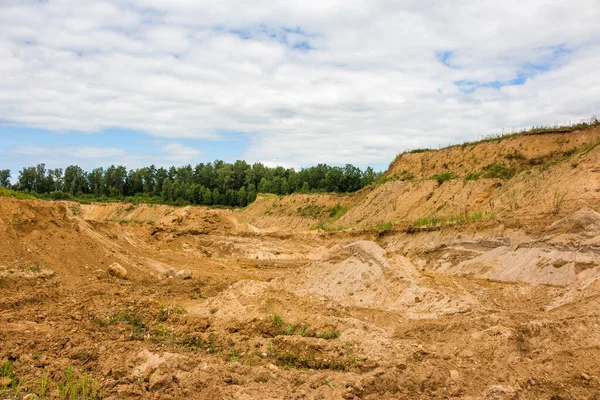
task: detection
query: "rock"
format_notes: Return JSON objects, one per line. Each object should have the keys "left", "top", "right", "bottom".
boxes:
{"left": 485, "top": 385, "right": 518, "bottom": 399}
{"left": 0, "top": 376, "right": 12, "bottom": 386}
{"left": 165, "top": 268, "right": 176, "bottom": 278}
{"left": 175, "top": 270, "right": 192, "bottom": 280}
{"left": 98, "top": 345, "right": 107, "bottom": 353}
{"left": 581, "top": 373, "right": 591, "bottom": 380}
{"left": 450, "top": 369, "right": 460, "bottom": 381}
{"left": 107, "top": 263, "right": 127, "bottom": 279}
{"left": 268, "top": 363, "right": 279, "bottom": 371}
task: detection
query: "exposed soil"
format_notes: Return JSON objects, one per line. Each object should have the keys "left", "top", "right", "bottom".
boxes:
{"left": 2, "top": 128, "right": 600, "bottom": 399}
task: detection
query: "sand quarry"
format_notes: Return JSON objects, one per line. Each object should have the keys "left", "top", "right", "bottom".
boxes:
{"left": 2, "top": 126, "right": 600, "bottom": 399}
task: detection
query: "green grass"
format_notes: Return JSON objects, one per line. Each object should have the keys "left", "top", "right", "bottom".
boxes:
{"left": 228, "top": 347, "right": 241, "bottom": 362}
{"left": 412, "top": 211, "right": 494, "bottom": 228}
{"left": 272, "top": 314, "right": 284, "bottom": 328}
{"left": 0, "top": 187, "right": 37, "bottom": 200}
{"left": 296, "top": 204, "right": 326, "bottom": 218}
{"left": 317, "top": 329, "right": 341, "bottom": 340}
{"left": 430, "top": 172, "right": 456, "bottom": 184}
{"left": 309, "top": 203, "right": 349, "bottom": 231}
{"left": 284, "top": 325, "right": 299, "bottom": 335}
{"left": 464, "top": 172, "right": 480, "bottom": 181}
{"left": 1, "top": 359, "right": 15, "bottom": 390}
{"left": 106, "top": 310, "right": 146, "bottom": 334}
{"left": 481, "top": 163, "right": 516, "bottom": 180}
{"left": 57, "top": 366, "right": 101, "bottom": 400}
{"left": 375, "top": 222, "right": 394, "bottom": 233}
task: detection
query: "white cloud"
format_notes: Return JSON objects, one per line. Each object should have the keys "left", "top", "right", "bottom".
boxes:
{"left": 0, "top": 0, "right": 599, "bottom": 168}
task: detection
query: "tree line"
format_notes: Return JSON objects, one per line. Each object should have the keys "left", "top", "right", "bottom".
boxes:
{"left": 0, "top": 161, "right": 380, "bottom": 207}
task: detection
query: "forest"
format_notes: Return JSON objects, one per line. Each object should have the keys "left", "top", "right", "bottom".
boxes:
{"left": 0, "top": 161, "right": 380, "bottom": 207}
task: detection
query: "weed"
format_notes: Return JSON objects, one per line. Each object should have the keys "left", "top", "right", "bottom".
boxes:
{"left": 30, "top": 263, "right": 42, "bottom": 273}
{"left": 207, "top": 334, "right": 218, "bottom": 354}
{"left": 284, "top": 325, "right": 298, "bottom": 335}
{"left": 328, "top": 204, "right": 347, "bottom": 219}
{"left": 40, "top": 372, "right": 49, "bottom": 398}
{"left": 430, "top": 172, "right": 455, "bottom": 184}
{"left": 481, "top": 163, "right": 516, "bottom": 180}
{"left": 412, "top": 211, "right": 493, "bottom": 228}
{"left": 229, "top": 347, "right": 241, "bottom": 362}
{"left": 272, "top": 314, "right": 284, "bottom": 328}
{"left": 504, "top": 151, "right": 526, "bottom": 161}
{"left": 299, "top": 324, "right": 308, "bottom": 337}
{"left": 69, "top": 204, "right": 81, "bottom": 216}
{"left": 1, "top": 359, "right": 15, "bottom": 389}
{"left": 318, "top": 329, "right": 341, "bottom": 340}
{"left": 108, "top": 310, "right": 145, "bottom": 334}
{"left": 464, "top": 172, "right": 480, "bottom": 181}
{"left": 375, "top": 222, "right": 393, "bottom": 233}
{"left": 296, "top": 205, "right": 325, "bottom": 218}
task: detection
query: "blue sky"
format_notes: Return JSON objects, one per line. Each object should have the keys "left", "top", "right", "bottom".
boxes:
{"left": 0, "top": 0, "right": 599, "bottom": 180}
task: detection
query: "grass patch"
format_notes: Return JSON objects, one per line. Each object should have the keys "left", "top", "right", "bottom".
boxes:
{"left": 272, "top": 314, "right": 284, "bottom": 328}
{"left": 464, "top": 172, "right": 480, "bottom": 181}
{"left": 317, "top": 329, "right": 341, "bottom": 340}
{"left": 375, "top": 222, "right": 394, "bottom": 233}
{"left": 296, "top": 204, "right": 326, "bottom": 218}
{"left": 58, "top": 366, "right": 101, "bottom": 400}
{"left": 430, "top": 172, "right": 455, "bottom": 184}
{"left": 309, "top": 203, "right": 349, "bottom": 231}
{"left": 104, "top": 310, "right": 146, "bottom": 334}
{"left": 412, "top": 211, "right": 494, "bottom": 228}
{"left": 481, "top": 163, "right": 516, "bottom": 180}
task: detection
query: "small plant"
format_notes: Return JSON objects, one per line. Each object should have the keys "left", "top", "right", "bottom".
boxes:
{"left": 1, "top": 359, "right": 15, "bottom": 389}
{"left": 481, "top": 163, "right": 516, "bottom": 180}
{"left": 464, "top": 172, "right": 480, "bottom": 181}
{"left": 108, "top": 310, "right": 145, "bottom": 334}
{"left": 318, "top": 329, "right": 340, "bottom": 340}
{"left": 207, "top": 334, "right": 218, "bottom": 354}
{"left": 328, "top": 204, "right": 347, "bottom": 219}
{"left": 69, "top": 204, "right": 81, "bottom": 216}
{"left": 430, "top": 172, "right": 455, "bottom": 184}
{"left": 40, "top": 372, "right": 49, "bottom": 398}
{"left": 229, "top": 347, "right": 241, "bottom": 362}
{"left": 504, "top": 151, "right": 526, "bottom": 161}
{"left": 375, "top": 222, "right": 394, "bottom": 233}
{"left": 284, "top": 325, "right": 298, "bottom": 335}
{"left": 30, "top": 263, "right": 42, "bottom": 273}
{"left": 299, "top": 324, "right": 308, "bottom": 337}
{"left": 272, "top": 314, "right": 284, "bottom": 328}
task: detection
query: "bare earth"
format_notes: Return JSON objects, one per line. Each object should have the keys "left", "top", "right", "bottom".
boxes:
{"left": 1, "top": 127, "right": 600, "bottom": 399}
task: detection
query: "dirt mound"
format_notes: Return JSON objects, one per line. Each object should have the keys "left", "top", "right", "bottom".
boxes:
{"left": 387, "top": 126, "right": 600, "bottom": 180}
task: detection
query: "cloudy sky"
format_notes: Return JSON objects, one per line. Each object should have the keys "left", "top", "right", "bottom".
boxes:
{"left": 1, "top": 0, "right": 599, "bottom": 176}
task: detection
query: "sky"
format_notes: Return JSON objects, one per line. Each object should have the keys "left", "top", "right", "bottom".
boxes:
{"left": 1, "top": 0, "right": 599, "bottom": 178}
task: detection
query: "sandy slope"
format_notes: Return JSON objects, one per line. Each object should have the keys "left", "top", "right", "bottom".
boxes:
{"left": 1, "top": 127, "right": 600, "bottom": 399}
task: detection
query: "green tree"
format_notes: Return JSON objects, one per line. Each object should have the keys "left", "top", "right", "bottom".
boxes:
{"left": 161, "top": 178, "right": 174, "bottom": 202}
{"left": 0, "top": 169, "right": 11, "bottom": 188}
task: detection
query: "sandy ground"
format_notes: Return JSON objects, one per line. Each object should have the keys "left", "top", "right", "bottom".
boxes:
{"left": 1, "top": 128, "right": 600, "bottom": 399}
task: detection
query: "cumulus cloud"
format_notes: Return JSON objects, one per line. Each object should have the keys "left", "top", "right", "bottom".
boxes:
{"left": 0, "top": 0, "right": 599, "bottom": 168}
